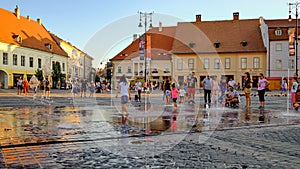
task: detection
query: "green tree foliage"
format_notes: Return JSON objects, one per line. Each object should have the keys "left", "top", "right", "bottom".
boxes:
{"left": 35, "top": 69, "right": 44, "bottom": 82}
{"left": 52, "top": 61, "right": 62, "bottom": 88}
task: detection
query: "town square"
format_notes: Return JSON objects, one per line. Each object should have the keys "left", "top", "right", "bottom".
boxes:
{"left": 0, "top": 1, "right": 300, "bottom": 168}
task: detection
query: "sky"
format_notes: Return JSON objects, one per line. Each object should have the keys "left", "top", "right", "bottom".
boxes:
{"left": 1, "top": 0, "right": 294, "bottom": 68}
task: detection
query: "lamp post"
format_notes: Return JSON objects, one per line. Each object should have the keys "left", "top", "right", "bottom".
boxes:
{"left": 138, "top": 11, "right": 153, "bottom": 84}
{"left": 289, "top": 2, "right": 300, "bottom": 75}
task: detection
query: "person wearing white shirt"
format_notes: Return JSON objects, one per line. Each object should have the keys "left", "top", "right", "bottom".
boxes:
{"left": 116, "top": 75, "right": 130, "bottom": 116}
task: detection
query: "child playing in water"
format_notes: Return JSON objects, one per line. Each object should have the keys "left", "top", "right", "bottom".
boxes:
{"left": 179, "top": 84, "right": 185, "bottom": 104}
{"left": 171, "top": 83, "right": 179, "bottom": 109}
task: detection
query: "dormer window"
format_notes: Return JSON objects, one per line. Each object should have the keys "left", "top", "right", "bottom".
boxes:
{"left": 12, "top": 35, "right": 22, "bottom": 43}
{"left": 45, "top": 43, "right": 53, "bottom": 50}
{"left": 275, "top": 29, "right": 282, "bottom": 36}
{"left": 189, "top": 42, "right": 195, "bottom": 48}
{"left": 214, "top": 41, "right": 220, "bottom": 48}
{"left": 241, "top": 41, "right": 248, "bottom": 47}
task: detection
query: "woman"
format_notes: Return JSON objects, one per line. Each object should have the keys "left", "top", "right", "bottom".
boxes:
{"left": 116, "top": 75, "right": 130, "bottom": 116}
{"left": 243, "top": 72, "right": 253, "bottom": 108}
{"left": 164, "top": 79, "right": 171, "bottom": 104}
{"left": 211, "top": 76, "right": 220, "bottom": 106}
{"left": 257, "top": 73, "right": 269, "bottom": 110}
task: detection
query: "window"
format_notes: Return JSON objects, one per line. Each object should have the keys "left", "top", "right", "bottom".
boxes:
{"left": 275, "top": 43, "right": 282, "bottom": 51}
{"left": 214, "top": 58, "right": 220, "bottom": 69}
{"left": 253, "top": 57, "right": 260, "bottom": 69}
{"left": 204, "top": 58, "right": 209, "bottom": 69}
{"left": 164, "top": 64, "right": 170, "bottom": 73}
{"left": 225, "top": 58, "right": 230, "bottom": 69}
{"left": 127, "top": 66, "right": 132, "bottom": 73}
{"left": 21, "top": 55, "right": 25, "bottom": 66}
{"left": 188, "top": 59, "right": 194, "bottom": 69}
{"left": 62, "top": 63, "right": 65, "bottom": 71}
{"left": 151, "top": 64, "right": 158, "bottom": 73}
{"left": 37, "top": 58, "right": 42, "bottom": 69}
{"left": 13, "top": 54, "right": 17, "bottom": 66}
{"left": 117, "top": 66, "right": 122, "bottom": 73}
{"left": 276, "top": 59, "right": 282, "bottom": 69}
{"left": 177, "top": 59, "right": 183, "bottom": 70}
{"left": 3, "top": 53, "right": 8, "bottom": 65}
{"left": 275, "top": 29, "right": 282, "bottom": 36}
{"left": 289, "top": 59, "right": 295, "bottom": 69}
{"left": 29, "top": 57, "right": 33, "bottom": 67}
{"left": 241, "top": 58, "right": 247, "bottom": 69}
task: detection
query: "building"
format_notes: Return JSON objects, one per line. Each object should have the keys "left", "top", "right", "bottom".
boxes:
{"left": 0, "top": 6, "right": 68, "bottom": 89}
{"left": 110, "top": 25, "right": 176, "bottom": 88}
{"left": 171, "top": 13, "right": 267, "bottom": 88}
{"left": 51, "top": 33, "right": 94, "bottom": 84}
{"left": 261, "top": 18, "right": 299, "bottom": 89}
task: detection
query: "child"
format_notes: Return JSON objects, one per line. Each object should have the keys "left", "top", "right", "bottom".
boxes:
{"left": 291, "top": 77, "right": 298, "bottom": 109}
{"left": 179, "top": 84, "right": 185, "bottom": 104}
{"left": 171, "top": 83, "right": 179, "bottom": 109}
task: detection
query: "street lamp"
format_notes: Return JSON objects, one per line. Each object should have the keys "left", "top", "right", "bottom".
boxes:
{"left": 138, "top": 11, "right": 153, "bottom": 84}
{"left": 289, "top": 2, "right": 299, "bottom": 75}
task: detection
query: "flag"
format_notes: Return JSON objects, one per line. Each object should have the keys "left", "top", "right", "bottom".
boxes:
{"left": 139, "top": 39, "right": 145, "bottom": 60}
{"left": 146, "top": 35, "right": 151, "bottom": 60}
{"left": 289, "top": 28, "right": 295, "bottom": 56}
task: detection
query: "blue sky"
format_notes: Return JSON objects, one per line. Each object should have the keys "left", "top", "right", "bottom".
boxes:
{"left": 1, "top": 0, "right": 293, "bottom": 67}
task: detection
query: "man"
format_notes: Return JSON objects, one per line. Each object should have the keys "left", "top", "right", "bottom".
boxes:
{"left": 202, "top": 75, "right": 212, "bottom": 107}
{"left": 228, "top": 78, "right": 236, "bottom": 89}
{"left": 187, "top": 72, "right": 197, "bottom": 104}
{"left": 225, "top": 86, "right": 240, "bottom": 108}
{"left": 135, "top": 79, "right": 142, "bottom": 102}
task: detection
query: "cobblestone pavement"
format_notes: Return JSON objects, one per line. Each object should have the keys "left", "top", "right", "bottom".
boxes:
{"left": 0, "top": 89, "right": 300, "bottom": 168}
{"left": 1, "top": 125, "right": 299, "bottom": 168}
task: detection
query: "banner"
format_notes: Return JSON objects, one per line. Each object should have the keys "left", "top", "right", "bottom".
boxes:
{"left": 289, "top": 28, "right": 295, "bottom": 56}
{"left": 139, "top": 39, "right": 145, "bottom": 60}
{"left": 146, "top": 35, "right": 151, "bottom": 60}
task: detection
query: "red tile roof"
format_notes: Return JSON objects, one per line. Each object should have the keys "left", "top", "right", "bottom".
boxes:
{"left": 265, "top": 19, "right": 300, "bottom": 41}
{"left": 0, "top": 7, "right": 68, "bottom": 57}
{"left": 172, "top": 19, "right": 266, "bottom": 54}
{"left": 110, "top": 26, "right": 176, "bottom": 61}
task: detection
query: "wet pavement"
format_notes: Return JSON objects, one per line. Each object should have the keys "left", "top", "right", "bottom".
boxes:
{"left": 0, "top": 89, "right": 300, "bottom": 168}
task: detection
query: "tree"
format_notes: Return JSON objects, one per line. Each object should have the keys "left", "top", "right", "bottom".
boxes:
{"left": 35, "top": 69, "right": 43, "bottom": 82}
{"left": 52, "top": 61, "right": 62, "bottom": 89}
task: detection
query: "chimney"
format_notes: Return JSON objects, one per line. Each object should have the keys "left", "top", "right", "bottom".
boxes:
{"left": 196, "top": 14, "right": 202, "bottom": 22}
{"left": 14, "top": 5, "right": 20, "bottom": 19}
{"left": 27, "top": 15, "right": 30, "bottom": 21}
{"left": 159, "top": 21, "right": 162, "bottom": 32}
{"left": 133, "top": 34, "right": 137, "bottom": 41}
{"left": 37, "top": 18, "right": 42, "bottom": 25}
{"left": 233, "top": 12, "right": 239, "bottom": 20}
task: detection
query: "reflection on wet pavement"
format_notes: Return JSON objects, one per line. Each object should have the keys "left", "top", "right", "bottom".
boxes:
{"left": 1, "top": 104, "right": 300, "bottom": 167}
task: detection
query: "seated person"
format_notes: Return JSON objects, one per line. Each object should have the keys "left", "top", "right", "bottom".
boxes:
{"left": 225, "top": 86, "right": 240, "bottom": 108}
{"left": 294, "top": 90, "right": 300, "bottom": 111}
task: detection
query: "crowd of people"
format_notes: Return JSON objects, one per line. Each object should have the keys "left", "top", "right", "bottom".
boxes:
{"left": 154, "top": 71, "right": 273, "bottom": 110}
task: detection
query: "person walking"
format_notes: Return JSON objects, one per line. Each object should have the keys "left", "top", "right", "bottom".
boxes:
{"left": 187, "top": 72, "right": 197, "bottom": 104}
{"left": 164, "top": 79, "right": 171, "bottom": 104}
{"left": 291, "top": 77, "right": 298, "bottom": 110}
{"left": 257, "top": 73, "right": 269, "bottom": 110}
{"left": 202, "top": 74, "right": 212, "bottom": 107}
{"left": 23, "top": 78, "right": 29, "bottom": 95}
{"left": 135, "top": 79, "right": 142, "bottom": 102}
{"left": 179, "top": 84, "right": 186, "bottom": 104}
{"left": 281, "top": 77, "right": 288, "bottom": 96}
{"left": 171, "top": 83, "right": 179, "bottom": 109}
{"left": 211, "top": 76, "right": 220, "bottom": 106}
{"left": 243, "top": 72, "right": 253, "bottom": 108}
{"left": 116, "top": 75, "right": 130, "bottom": 116}
{"left": 44, "top": 77, "right": 51, "bottom": 98}
{"left": 17, "top": 76, "right": 23, "bottom": 95}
